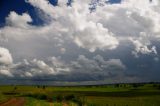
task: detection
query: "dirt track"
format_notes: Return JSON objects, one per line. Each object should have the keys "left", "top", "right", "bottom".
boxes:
{"left": 0, "top": 97, "right": 25, "bottom": 106}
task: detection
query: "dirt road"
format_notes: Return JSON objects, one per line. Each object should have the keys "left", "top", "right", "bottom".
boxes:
{"left": 0, "top": 97, "right": 25, "bottom": 106}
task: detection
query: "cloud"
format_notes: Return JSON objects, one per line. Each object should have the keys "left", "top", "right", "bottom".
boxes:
{"left": 0, "top": 0, "right": 160, "bottom": 55}
{"left": 154, "top": 57, "right": 159, "bottom": 62}
{"left": 0, "top": 47, "right": 13, "bottom": 77}
{"left": 0, "top": 47, "right": 13, "bottom": 65}
{"left": 130, "top": 32, "right": 157, "bottom": 57}
{"left": 0, "top": 0, "right": 160, "bottom": 83}
{"left": 0, "top": 69, "right": 13, "bottom": 77}
{"left": 73, "top": 23, "right": 119, "bottom": 52}
{"left": 60, "top": 48, "right": 66, "bottom": 54}
{"left": 10, "top": 57, "right": 69, "bottom": 78}
{"left": 0, "top": 53, "right": 126, "bottom": 81}
{"left": 6, "top": 11, "right": 32, "bottom": 28}
{"left": 0, "top": 0, "right": 119, "bottom": 52}
{"left": 105, "top": 59, "right": 126, "bottom": 70}
{"left": 70, "top": 55, "right": 126, "bottom": 80}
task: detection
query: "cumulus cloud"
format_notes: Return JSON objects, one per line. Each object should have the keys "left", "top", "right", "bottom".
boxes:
{"left": 0, "top": 0, "right": 120, "bottom": 52}
{"left": 10, "top": 57, "right": 69, "bottom": 78}
{"left": 0, "top": 69, "right": 13, "bottom": 77}
{"left": 0, "top": 53, "right": 126, "bottom": 81}
{"left": 70, "top": 55, "right": 126, "bottom": 80}
{"left": 6, "top": 11, "right": 32, "bottom": 28}
{"left": 0, "top": 0, "right": 159, "bottom": 55}
{"left": 8, "top": 0, "right": 160, "bottom": 54}
{"left": 0, "top": 47, "right": 13, "bottom": 65}
{"left": 73, "top": 23, "right": 119, "bottom": 52}
{"left": 0, "top": 47, "right": 13, "bottom": 77}
{"left": 130, "top": 32, "right": 157, "bottom": 57}
{"left": 0, "top": 0, "right": 160, "bottom": 83}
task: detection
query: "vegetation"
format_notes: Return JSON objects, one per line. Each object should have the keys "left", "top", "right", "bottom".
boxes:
{"left": 0, "top": 83, "right": 160, "bottom": 106}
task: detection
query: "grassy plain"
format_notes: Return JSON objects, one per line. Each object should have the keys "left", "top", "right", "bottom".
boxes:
{"left": 0, "top": 83, "right": 160, "bottom": 106}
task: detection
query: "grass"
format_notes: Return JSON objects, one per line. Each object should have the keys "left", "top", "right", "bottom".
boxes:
{"left": 25, "top": 97, "right": 52, "bottom": 106}
{"left": 0, "top": 83, "right": 160, "bottom": 106}
{"left": 86, "top": 96, "right": 160, "bottom": 106}
{"left": 0, "top": 93, "right": 8, "bottom": 103}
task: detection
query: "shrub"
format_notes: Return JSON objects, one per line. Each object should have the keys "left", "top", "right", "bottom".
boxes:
{"left": 25, "top": 93, "right": 47, "bottom": 100}
{"left": 56, "top": 95, "right": 63, "bottom": 102}
{"left": 64, "top": 94, "right": 76, "bottom": 101}
{"left": 36, "top": 94, "right": 47, "bottom": 100}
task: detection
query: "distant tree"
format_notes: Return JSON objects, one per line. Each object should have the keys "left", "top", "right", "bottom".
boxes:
{"left": 115, "top": 84, "right": 120, "bottom": 88}
{"left": 42, "top": 85, "right": 46, "bottom": 90}
{"left": 158, "top": 85, "right": 160, "bottom": 90}
{"left": 14, "top": 86, "right": 17, "bottom": 90}
{"left": 132, "top": 83, "right": 142, "bottom": 88}
{"left": 153, "top": 84, "right": 157, "bottom": 88}
{"left": 149, "top": 82, "right": 154, "bottom": 84}
{"left": 12, "top": 86, "right": 17, "bottom": 92}
{"left": 132, "top": 84, "right": 138, "bottom": 88}
{"left": 37, "top": 85, "right": 40, "bottom": 88}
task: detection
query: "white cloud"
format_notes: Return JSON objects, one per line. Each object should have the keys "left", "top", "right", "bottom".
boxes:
{"left": 0, "top": 0, "right": 160, "bottom": 82}
{"left": 0, "top": 0, "right": 160, "bottom": 55}
{"left": 26, "top": 0, "right": 55, "bottom": 17}
{"left": 0, "top": 47, "right": 13, "bottom": 65}
{"left": 10, "top": 57, "right": 70, "bottom": 78}
{"left": 0, "top": 47, "right": 13, "bottom": 77}
{"left": 6, "top": 11, "right": 32, "bottom": 28}
{"left": 73, "top": 23, "right": 119, "bottom": 52}
{"left": 0, "top": 69, "right": 13, "bottom": 77}
{"left": 23, "top": 0, "right": 119, "bottom": 52}
{"left": 130, "top": 32, "right": 157, "bottom": 57}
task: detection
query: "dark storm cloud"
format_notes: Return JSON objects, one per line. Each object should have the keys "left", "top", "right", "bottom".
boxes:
{"left": 0, "top": 55, "right": 126, "bottom": 82}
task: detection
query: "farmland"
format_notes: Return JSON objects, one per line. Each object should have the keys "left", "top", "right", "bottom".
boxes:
{"left": 0, "top": 83, "right": 160, "bottom": 106}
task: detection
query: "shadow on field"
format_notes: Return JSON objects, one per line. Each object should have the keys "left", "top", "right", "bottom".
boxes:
{"left": 44, "top": 90, "right": 160, "bottom": 97}
{"left": 22, "top": 93, "right": 85, "bottom": 106}
{"left": 1, "top": 92, "right": 86, "bottom": 106}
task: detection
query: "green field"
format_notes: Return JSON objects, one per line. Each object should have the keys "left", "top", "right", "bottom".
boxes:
{"left": 0, "top": 83, "right": 160, "bottom": 106}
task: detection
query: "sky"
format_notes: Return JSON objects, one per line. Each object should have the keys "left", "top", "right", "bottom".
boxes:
{"left": 0, "top": 0, "right": 160, "bottom": 85}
